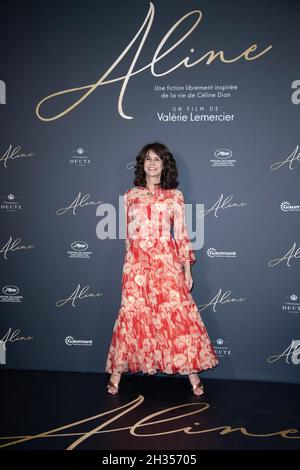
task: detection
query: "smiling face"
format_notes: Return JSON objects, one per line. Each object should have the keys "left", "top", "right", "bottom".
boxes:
{"left": 144, "top": 149, "right": 163, "bottom": 181}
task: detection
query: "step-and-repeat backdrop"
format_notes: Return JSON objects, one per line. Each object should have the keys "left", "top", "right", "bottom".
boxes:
{"left": 1, "top": 0, "right": 299, "bottom": 383}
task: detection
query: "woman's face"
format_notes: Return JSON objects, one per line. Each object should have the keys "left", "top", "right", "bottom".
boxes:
{"left": 144, "top": 149, "right": 163, "bottom": 179}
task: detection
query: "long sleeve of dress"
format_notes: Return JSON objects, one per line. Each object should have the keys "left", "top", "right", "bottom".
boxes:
{"left": 124, "top": 190, "right": 130, "bottom": 251}
{"left": 173, "top": 190, "right": 196, "bottom": 266}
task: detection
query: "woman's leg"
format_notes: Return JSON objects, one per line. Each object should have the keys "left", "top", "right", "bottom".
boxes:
{"left": 189, "top": 373, "right": 204, "bottom": 396}
{"left": 107, "top": 371, "right": 121, "bottom": 394}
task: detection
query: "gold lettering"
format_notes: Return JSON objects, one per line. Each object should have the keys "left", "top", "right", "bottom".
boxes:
{"left": 0, "top": 396, "right": 299, "bottom": 450}
{"left": 36, "top": 3, "right": 272, "bottom": 122}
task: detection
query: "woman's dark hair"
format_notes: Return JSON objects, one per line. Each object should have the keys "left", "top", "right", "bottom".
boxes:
{"left": 133, "top": 142, "right": 179, "bottom": 189}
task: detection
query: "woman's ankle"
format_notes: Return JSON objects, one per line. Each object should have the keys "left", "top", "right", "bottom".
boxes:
{"left": 111, "top": 372, "right": 121, "bottom": 381}
{"left": 189, "top": 373, "right": 200, "bottom": 383}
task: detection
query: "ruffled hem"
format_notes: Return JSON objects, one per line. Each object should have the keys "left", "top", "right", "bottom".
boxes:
{"left": 105, "top": 358, "right": 219, "bottom": 376}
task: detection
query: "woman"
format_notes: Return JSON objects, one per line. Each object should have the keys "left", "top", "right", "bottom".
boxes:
{"left": 105, "top": 142, "right": 219, "bottom": 396}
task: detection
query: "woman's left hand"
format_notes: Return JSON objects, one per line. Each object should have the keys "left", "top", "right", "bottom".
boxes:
{"left": 184, "top": 268, "right": 194, "bottom": 291}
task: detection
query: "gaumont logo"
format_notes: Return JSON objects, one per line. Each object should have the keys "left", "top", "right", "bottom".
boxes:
{"left": 197, "top": 193, "right": 247, "bottom": 218}
{"left": 0, "top": 285, "right": 23, "bottom": 303}
{"left": 206, "top": 248, "right": 237, "bottom": 258}
{"left": 35, "top": 2, "right": 272, "bottom": 122}
{"left": 55, "top": 283, "right": 103, "bottom": 308}
{"left": 267, "top": 340, "right": 300, "bottom": 365}
{"left": 0, "top": 79, "right": 6, "bottom": 104}
{"left": 65, "top": 336, "right": 93, "bottom": 346}
{"left": 0, "top": 236, "right": 34, "bottom": 260}
{"left": 270, "top": 144, "right": 300, "bottom": 170}
{"left": 0, "top": 145, "right": 34, "bottom": 168}
{"left": 268, "top": 242, "right": 300, "bottom": 267}
{"left": 280, "top": 201, "right": 300, "bottom": 212}
{"left": 198, "top": 288, "right": 246, "bottom": 313}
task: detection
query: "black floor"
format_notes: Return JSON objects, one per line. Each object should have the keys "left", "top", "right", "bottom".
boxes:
{"left": 1, "top": 370, "right": 300, "bottom": 453}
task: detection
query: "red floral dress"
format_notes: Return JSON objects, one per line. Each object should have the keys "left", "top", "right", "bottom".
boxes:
{"left": 105, "top": 185, "right": 219, "bottom": 376}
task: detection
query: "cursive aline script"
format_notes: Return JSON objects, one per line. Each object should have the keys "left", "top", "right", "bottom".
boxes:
{"left": 0, "top": 395, "right": 298, "bottom": 450}
{"left": 197, "top": 193, "right": 247, "bottom": 218}
{"left": 0, "top": 145, "right": 34, "bottom": 168}
{"left": 56, "top": 192, "right": 103, "bottom": 216}
{"left": 270, "top": 144, "right": 300, "bottom": 171}
{"left": 198, "top": 288, "right": 246, "bottom": 312}
{"left": 0, "top": 236, "right": 34, "bottom": 260}
{"left": 35, "top": 2, "right": 272, "bottom": 121}
{"left": 267, "top": 340, "right": 300, "bottom": 364}
{"left": 268, "top": 242, "right": 300, "bottom": 267}
{"left": 1, "top": 327, "right": 34, "bottom": 345}
{"left": 55, "top": 283, "right": 103, "bottom": 307}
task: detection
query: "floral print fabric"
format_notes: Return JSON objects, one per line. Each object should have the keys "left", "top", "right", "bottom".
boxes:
{"left": 105, "top": 186, "right": 219, "bottom": 375}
